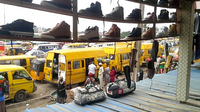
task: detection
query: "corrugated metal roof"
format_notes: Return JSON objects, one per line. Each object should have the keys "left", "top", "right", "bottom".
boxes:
{"left": 25, "top": 67, "right": 200, "bottom": 112}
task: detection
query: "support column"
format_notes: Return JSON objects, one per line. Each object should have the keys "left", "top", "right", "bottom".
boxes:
{"left": 132, "top": 3, "right": 144, "bottom": 82}
{"left": 73, "top": 0, "right": 78, "bottom": 42}
{"left": 176, "top": 1, "right": 194, "bottom": 102}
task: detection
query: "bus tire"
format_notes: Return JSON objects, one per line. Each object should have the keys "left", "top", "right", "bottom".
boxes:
{"left": 14, "top": 90, "right": 27, "bottom": 102}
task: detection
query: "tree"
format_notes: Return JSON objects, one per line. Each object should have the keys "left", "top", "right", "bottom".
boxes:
{"left": 44, "top": 28, "right": 51, "bottom": 32}
{"left": 120, "top": 31, "right": 130, "bottom": 39}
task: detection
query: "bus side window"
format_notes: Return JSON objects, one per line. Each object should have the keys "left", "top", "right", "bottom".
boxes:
{"left": 81, "top": 60, "right": 84, "bottom": 67}
{"left": 148, "top": 49, "right": 152, "bottom": 54}
{"left": 73, "top": 61, "right": 80, "bottom": 69}
{"left": 68, "top": 62, "right": 71, "bottom": 70}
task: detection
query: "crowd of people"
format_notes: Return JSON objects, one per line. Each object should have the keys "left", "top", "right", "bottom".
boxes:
{"left": 0, "top": 76, "right": 7, "bottom": 112}
{"left": 56, "top": 60, "right": 116, "bottom": 104}
{"left": 84, "top": 61, "right": 116, "bottom": 89}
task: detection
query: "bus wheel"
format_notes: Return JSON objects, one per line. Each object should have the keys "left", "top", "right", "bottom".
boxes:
{"left": 14, "top": 90, "right": 27, "bottom": 102}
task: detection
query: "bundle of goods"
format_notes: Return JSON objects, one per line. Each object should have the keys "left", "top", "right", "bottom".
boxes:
{"left": 105, "top": 79, "right": 136, "bottom": 98}
{"left": 69, "top": 87, "right": 81, "bottom": 99}
{"left": 74, "top": 86, "right": 106, "bottom": 105}
{"left": 97, "top": 58, "right": 102, "bottom": 62}
{"left": 0, "top": 75, "right": 4, "bottom": 84}
{"left": 103, "top": 59, "right": 110, "bottom": 63}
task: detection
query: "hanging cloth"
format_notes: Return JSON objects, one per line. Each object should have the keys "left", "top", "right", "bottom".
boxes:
{"left": 150, "top": 40, "right": 159, "bottom": 62}
{"left": 194, "top": 13, "right": 200, "bottom": 34}
{"left": 193, "top": 34, "right": 200, "bottom": 60}
{"left": 164, "top": 42, "right": 169, "bottom": 60}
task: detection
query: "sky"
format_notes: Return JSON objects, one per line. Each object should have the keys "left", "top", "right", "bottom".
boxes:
{"left": 0, "top": 0, "right": 176, "bottom": 32}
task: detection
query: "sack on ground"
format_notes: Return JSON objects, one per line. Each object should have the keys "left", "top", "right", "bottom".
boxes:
{"left": 105, "top": 79, "right": 136, "bottom": 97}
{"left": 69, "top": 87, "right": 81, "bottom": 99}
{"left": 74, "top": 86, "right": 106, "bottom": 105}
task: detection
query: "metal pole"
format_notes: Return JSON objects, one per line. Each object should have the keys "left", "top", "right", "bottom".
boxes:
{"left": 11, "top": 40, "right": 13, "bottom": 48}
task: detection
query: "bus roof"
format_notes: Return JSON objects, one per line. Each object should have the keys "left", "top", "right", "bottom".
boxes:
{"left": 0, "top": 65, "right": 24, "bottom": 71}
{"left": 47, "top": 47, "right": 107, "bottom": 60}
{"left": 65, "top": 43, "right": 88, "bottom": 46}
{"left": 103, "top": 45, "right": 133, "bottom": 54}
{"left": 0, "top": 55, "right": 37, "bottom": 60}
{"left": 35, "top": 44, "right": 59, "bottom": 46}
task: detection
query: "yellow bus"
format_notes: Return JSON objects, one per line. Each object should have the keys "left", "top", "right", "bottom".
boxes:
{"left": 44, "top": 48, "right": 106, "bottom": 86}
{"left": 62, "top": 43, "right": 88, "bottom": 49}
{"left": 0, "top": 55, "right": 37, "bottom": 72}
{"left": 103, "top": 43, "right": 164, "bottom": 67}
{"left": 1, "top": 65, "right": 37, "bottom": 102}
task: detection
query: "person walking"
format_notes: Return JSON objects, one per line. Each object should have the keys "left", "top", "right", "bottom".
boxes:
{"left": 0, "top": 80, "right": 6, "bottom": 112}
{"left": 104, "top": 63, "right": 110, "bottom": 85}
{"left": 110, "top": 66, "right": 115, "bottom": 82}
{"left": 57, "top": 76, "right": 67, "bottom": 104}
{"left": 53, "top": 46, "right": 58, "bottom": 50}
{"left": 88, "top": 61, "right": 96, "bottom": 76}
{"left": 98, "top": 63, "right": 104, "bottom": 89}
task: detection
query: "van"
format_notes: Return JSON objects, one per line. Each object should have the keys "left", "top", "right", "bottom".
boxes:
{"left": 62, "top": 43, "right": 88, "bottom": 49}
{"left": 5, "top": 47, "right": 24, "bottom": 56}
{"left": 32, "top": 44, "right": 61, "bottom": 52}
{"left": 0, "top": 65, "right": 37, "bottom": 102}
{"left": 30, "top": 58, "right": 45, "bottom": 81}
{"left": 92, "top": 42, "right": 115, "bottom": 47}
{"left": 103, "top": 43, "right": 164, "bottom": 68}
{"left": 0, "top": 45, "right": 22, "bottom": 54}
{"left": 0, "top": 55, "right": 37, "bottom": 72}
{"left": 140, "top": 43, "right": 164, "bottom": 66}
{"left": 103, "top": 46, "right": 133, "bottom": 73}
{"left": 44, "top": 48, "right": 107, "bottom": 86}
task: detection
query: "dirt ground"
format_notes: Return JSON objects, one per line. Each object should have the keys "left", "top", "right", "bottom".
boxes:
{"left": 6, "top": 81, "right": 73, "bottom": 112}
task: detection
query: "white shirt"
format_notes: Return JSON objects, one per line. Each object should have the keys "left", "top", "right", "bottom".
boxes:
{"left": 53, "top": 48, "right": 57, "bottom": 50}
{"left": 88, "top": 64, "right": 96, "bottom": 74}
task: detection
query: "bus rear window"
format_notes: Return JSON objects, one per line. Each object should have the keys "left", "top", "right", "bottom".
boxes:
{"left": 46, "top": 60, "right": 52, "bottom": 68}
{"left": 0, "top": 60, "right": 11, "bottom": 65}
{"left": 109, "top": 54, "right": 115, "bottom": 60}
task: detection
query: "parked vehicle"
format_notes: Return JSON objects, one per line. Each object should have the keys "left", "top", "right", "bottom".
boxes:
{"left": 44, "top": 48, "right": 107, "bottom": 86}
{"left": 5, "top": 47, "right": 24, "bottom": 56}
{"left": 140, "top": 43, "right": 164, "bottom": 66}
{"left": 62, "top": 43, "right": 88, "bottom": 49}
{"left": 30, "top": 58, "right": 45, "bottom": 81}
{"left": 0, "top": 55, "right": 37, "bottom": 72}
{"left": 103, "top": 43, "right": 164, "bottom": 67}
{"left": 0, "top": 65, "right": 37, "bottom": 102}
{"left": 103, "top": 46, "right": 133, "bottom": 73}
{"left": 91, "top": 42, "right": 114, "bottom": 47}
{"left": 32, "top": 44, "right": 61, "bottom": 52}
{"left": 25, "top": 50, "right": 46, "bottom": 58}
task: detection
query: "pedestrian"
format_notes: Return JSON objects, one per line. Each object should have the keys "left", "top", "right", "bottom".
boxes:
{"left": 147, "top": 58, "right": 151, "bottom": 63}
{"left": 138, "top": 69, "right": 143, "bottom": 81}
{"left": 110, "top": 66, "right": 115, "bottom": 82}
{"left": 57, "top": 76, "right": 67, "bottom": 104}
{"left": 84, "top": 73, "right": 95, "bottom": 89}
{"left": 88, "top": 61, "right": 96, "bottom": 76}
{"left": 98, "top": 63, "right": 104, "bottom": 89}
{"left": 53, "top": 46, "right": 58, "bottom": 50}
{"left": 0, "top": 79, "right": 6, "bottom": 112}
{"left": 104, "top": 63, "right": 110, "bottom": 85}
{"left": 155, "top": 56, "right": 161, "bottom": 73}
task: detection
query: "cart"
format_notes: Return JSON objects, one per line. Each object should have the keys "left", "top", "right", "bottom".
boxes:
{"left": 50, "top": 90, "right": 57, "bottom": 101}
